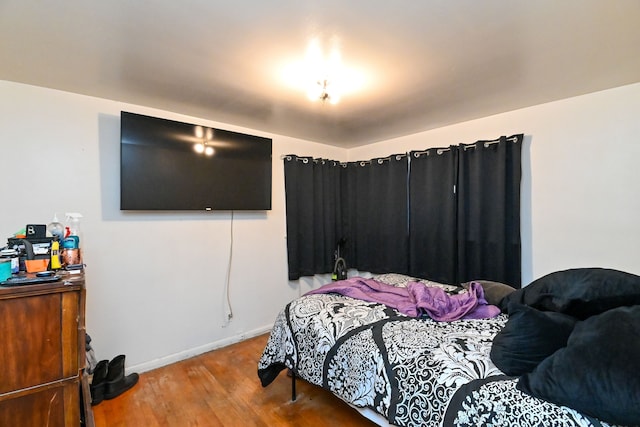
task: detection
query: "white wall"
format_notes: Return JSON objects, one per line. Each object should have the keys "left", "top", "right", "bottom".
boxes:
{"left": 349, "top": 82, "right": 640, "bottom": 284}
{"left": 2, "top": 80, "right": 639, "bottom": 373}
{"left": 0, "top": 81, "right": 344, "bottom": 373}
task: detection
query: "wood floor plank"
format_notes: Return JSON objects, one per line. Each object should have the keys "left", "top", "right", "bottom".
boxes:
{"left": 92, "top": 334, "right": 377, "bottom": 426}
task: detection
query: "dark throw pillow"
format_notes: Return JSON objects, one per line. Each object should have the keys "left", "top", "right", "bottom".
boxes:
{"left": 473, "top": 280, "right": 516, "bottom": 306}
{"left": 499, "top": 268, "right": 640, "bottom": 319}
{"left": 517, "top": 305, "right": 640, "bottom": 426}
{"left": 490, "top": 303, "right": 577, "bottom": 376}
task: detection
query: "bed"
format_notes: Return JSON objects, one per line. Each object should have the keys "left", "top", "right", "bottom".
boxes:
{"left": 258, "top": 270, "right": 640, "bottom": 427}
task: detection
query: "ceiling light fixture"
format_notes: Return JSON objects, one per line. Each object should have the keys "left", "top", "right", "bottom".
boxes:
{"left": 280, "top": 37, "right": 367, "bottom": 105}
{"left": 304, "top": 39, "right": 343, "bottom": 104}
{"left": 308, "top": 79, "right": 341, "bottom": 105}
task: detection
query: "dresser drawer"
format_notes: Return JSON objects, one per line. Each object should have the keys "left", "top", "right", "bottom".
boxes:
{"left": 0, "top": 377, "right": 80, "bottom": 427}
{"left": 0, "top": 290, "right": 79, "bottom": 393}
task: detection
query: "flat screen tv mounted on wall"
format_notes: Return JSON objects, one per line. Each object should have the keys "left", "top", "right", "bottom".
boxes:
{"left": 120, "top": 111, "right": 272, "bottom": 211}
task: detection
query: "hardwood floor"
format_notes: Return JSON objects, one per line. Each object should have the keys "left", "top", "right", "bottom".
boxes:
{"left": 92, "top": 333, "right": 377, "bottom": 426}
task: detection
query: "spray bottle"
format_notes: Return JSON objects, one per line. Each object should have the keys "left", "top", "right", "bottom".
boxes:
{"left": 64, "top": 213, "right": 83, "bottom": 243}
{"left": 63, "top": 213, "right": 83, "bottom": 267}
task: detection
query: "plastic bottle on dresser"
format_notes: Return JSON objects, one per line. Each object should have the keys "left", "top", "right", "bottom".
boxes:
{"left": 47, "top": 213, "right": 65, "bottom": 241}
{"left": 63, "top": 213, "right": 83, "bottom": 266}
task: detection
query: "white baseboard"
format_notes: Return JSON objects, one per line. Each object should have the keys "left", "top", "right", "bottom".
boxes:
{"left": 125, "top": 324, "right": 272, "bottom": 375}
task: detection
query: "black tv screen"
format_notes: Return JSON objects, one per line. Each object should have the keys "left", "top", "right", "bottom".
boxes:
{"left": 120, "top": 111, "right": 272, "bottom": 211}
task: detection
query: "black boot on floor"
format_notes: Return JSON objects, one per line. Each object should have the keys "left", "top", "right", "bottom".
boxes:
{"left": 90, "top": 359, "right": 109, "bottom": 406}
{"left": 104, "top": 354, "right": 139, "bottom": 400}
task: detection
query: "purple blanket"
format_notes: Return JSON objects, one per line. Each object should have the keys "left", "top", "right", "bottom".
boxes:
{"left": 305, "top": 277, "right": 500, "bottom": 321}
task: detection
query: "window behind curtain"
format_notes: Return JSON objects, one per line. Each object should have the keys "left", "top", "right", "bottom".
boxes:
{"left": 343, "top": 156, "right": 409, "bottom": 274}
{"left": 284, "top": 156, "right": 343, "bottom": 280}
{"left": 408, "top": 146, "right": 458, "bottom": 283}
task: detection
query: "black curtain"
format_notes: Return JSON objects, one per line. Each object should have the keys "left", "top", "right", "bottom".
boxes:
{"left": 283, "top": 156, "right": 343, "bottom": 280}
{"left": 457, "top": 135, "right": 523, "bottom": 286}
{"left": 343, "top": 156, "right": 409, "bottom": 274}
{"left": 408, "top": 147, "right": 458, "bottom": 283}
{"left": 283, "top": 133, "right": 523, "bottom": 286}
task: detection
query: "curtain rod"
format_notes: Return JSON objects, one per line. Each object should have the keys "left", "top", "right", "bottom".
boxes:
{"left": 280, "top": 154, "right": 405, "bottom": 165}
{"left": 280, "top": 154, "right": 409, "bottom": 162}
{"left": 280, "top": 155, "right": 344, "bottom": 166}
{"left": 461, "top": 134, "right": 520, "bottom": 151}
{"left": 355, "top": 153, "right": 408, "bottom": 166}
{"left": 281, "top": 155, "right": 310, "bottom": 162}
{"left": 281, "top": 134, "right": 521, "bottom": 162}
{"left": 412, "top": 134, "right": 520, "bottom": 157}
{"left": 412, "top": 147, "right": 451, "bottom": 157}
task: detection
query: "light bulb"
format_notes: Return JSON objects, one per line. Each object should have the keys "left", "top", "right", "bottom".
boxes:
{"left": 194, "top": 143, "right": 205, "bottom": 153}
{"left": 204, "top": 146, "right": 214, "bottom": 156}
{"left": 194, "top": 126, "right": 204, "bottom": 139}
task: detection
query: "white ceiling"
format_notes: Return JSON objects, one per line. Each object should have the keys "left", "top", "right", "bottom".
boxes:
{"left": 1, "top": 1, "right": 639, "bottom": 148}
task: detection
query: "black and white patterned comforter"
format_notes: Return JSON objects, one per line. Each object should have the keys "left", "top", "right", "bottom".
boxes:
{"left": 258, "top": 275, "right": 616, "bottom": 427}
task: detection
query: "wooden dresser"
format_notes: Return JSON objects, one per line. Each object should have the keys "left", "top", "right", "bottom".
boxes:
{"left": 0, "top": 274, "right": 94, "bottom": 426}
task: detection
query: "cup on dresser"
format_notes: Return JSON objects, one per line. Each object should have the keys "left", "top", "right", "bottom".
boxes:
{"left": 0, "top": 259, "right": 11, "bottom": 281}
{"left": 61, "top": 248, "right": 82, "bottom": 267}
